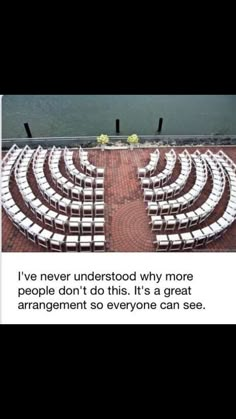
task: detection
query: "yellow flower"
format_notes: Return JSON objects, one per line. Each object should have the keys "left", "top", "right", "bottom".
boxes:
{"left": 97, "top": 134, "right": 109, "bottom": 145}
{"left": 127, "top": 134, "right": 139, "bottom": 144}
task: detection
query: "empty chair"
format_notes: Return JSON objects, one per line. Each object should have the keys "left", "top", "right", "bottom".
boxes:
{"left": 94, "top": 203, "right": 104, "bottom": 217}
{"left": 151, "top": 216, "right": 163, "bottom": 231}
{"left": 27, "top": 224, "right": 43, "bottom": 244}
{"left": 154, "top": 235, "right": 169, "bottom": 251}
{"left": 176, "top": 214, "right": 189, "bottom": 230}
{"left": 186, "top": 211, "right": 199, "bottom": 227}
{"left": 68, "top": 217, "right": 81, "bottom": 234}
{"left": 95, "top": 178, "right": 104, "bottom": 189}
{"left": 164, "top": 215, "right": 177, "bottom": 231}
{"left": 180, "top": 232, "right": 195, "bottom": 250}
{"left": 95, "top": 189, "right": 104, "bottom": 202}
{"left": 70, "top": 202, "right": 82, "bottom": 216}
{"left": 63, "top": 181, "right": 74, "bottom": 197}
{"left": 79, "top": 235, "right": 92, "bottom": 252}
{"left": 83, "top": 203, "right": 94, "bottom": 217}
{"left": 58, "top": 197, "right": 71, "bottom": 214}
{"left": 192, "top": 229, "right": 206, "bottom": 247}
{"left": 65, "top": 236, "right": 79, "bottom": 252}
{"left": 96, "top": 168, "right": 105, "bottom": 178}
{"left": 201, "top": 226, "right": 215, "bottom": 243}
{"left": 93, "top": 235, "right": 106, "bottom": 251}
{"left": 35, "top": 204, "right": 49, "bottom": 222}
{"left": 94, "top": 218, "right": 105, "bottom": 234}
{"left": 44, "top": 210, "right": 58, "bottom": 228}
{"left": 85, "top": 177, "right": 94, "bottom": 188}
{"left": 50, "top": 233, "right": 65, "bottom": 252}
{"left": 168, "top": 234, "right": 182, "bottom": 251}
{"left": 71, "top": 186, "right": 82, "bottom": 200}
{"left": 55, "top": 214, "right": 68, "bottom": 232}
{"left": 18, "top": 218, "right": 34, "bottom": 236}
{"left": 81, "top": 218, "right": 93, "bottom": 234}
{"left": 83, "top": 188, "right": 93, "bottom": 201}
{"left": 50, "top": 193, "right": 63, "bottom": 209}
{"left": 147, "top": 202, "right": 158, "bottom": 216}
{"left": 12, "top": 211, "right": 26, "bottom": 228}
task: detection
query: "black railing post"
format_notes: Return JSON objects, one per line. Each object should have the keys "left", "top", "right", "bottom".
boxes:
{"left": 157, "top": 117, "right": 163, "bottom": 134}
{"left": 116, "top": 119, "right": 120, "bottom": 134}
{"left": 24, "top": 123, "right": 33, "bottom": 138}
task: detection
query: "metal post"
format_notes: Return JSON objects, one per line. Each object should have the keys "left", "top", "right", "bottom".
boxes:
{"left": 116, "top": 119, "right": 120, "bottom": 134}
{"left": 24, "top": 123, "right": 32, "bottom": 138}
{"left": 157, "top": 118, "right": 163, "bottom": 133}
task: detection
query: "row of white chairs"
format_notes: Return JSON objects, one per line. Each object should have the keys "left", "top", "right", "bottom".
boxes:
{"left": 143, "top": 149, "right": 192, "bottom": 201}
{"left": 141, "top": 149, "right": 176, "bottom": 189}
{"left": 64, "top": 146, "right": 104, "bottom": 188}
{"left": 149, "top": 151, "right": 226, "bottom": 229}
{"left": 1, "top": 145, "right": 21, "bottom": 195}
{"left": 44, "top": 146, "right": 105, "bottom": 202}
{"left": 146, "top": 153, "right": 208, "bottom": 215}
{"left": 154, "top": 217, "right": 233, "bottom": 251}
{"left": 79, "top": 146, "right": 105, "bottom": 177}
{"left": 13, "top": 212, "right": 106, "bottom": 252}
{"left": 2, "top": 146, "right": 107, "bottom": 252}
{"left": 30, "top": 146, "right": 105, "bottom": 216}
{"left": 138, "top": 149, "right": 160, "bottom": 178}
{"left": 153, "top": 150, "right": 236, "bottom": 250}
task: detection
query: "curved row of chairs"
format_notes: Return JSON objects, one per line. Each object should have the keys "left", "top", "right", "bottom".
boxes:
{"left": 147, "top": 152, "right": 208, "bottom": 216}
{"left": 143, "top": 149, "right": 192, "bottom": 201}
{"left": 64, "top": 146, "right": 104, "bottom": 188}
{"left": 152, "top": 150, "right": 236, "bottom": 251}
{"left": 138, "top": 149, "right": 160, "bottom": 178}
{"left": 149, "top": 150, "right": 226, "bottom": 231}
{"left": 79, "top": 146, "right": 105, "bottom": 177}
{"left": 140, "top": 149, "right": 176, "bottom": 189}
{"left": 2, "top": 145, "right": 106, "bottom": 252}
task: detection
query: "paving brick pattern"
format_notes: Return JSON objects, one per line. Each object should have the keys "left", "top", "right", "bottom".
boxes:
{"left": 2, "top": 146, "right": 236, "bottom": 252}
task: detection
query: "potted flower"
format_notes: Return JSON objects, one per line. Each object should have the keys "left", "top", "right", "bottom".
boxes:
{"left": 97, "top": 134, "right": 109, "bottom": 151}
{"left": 127, "top": 134, "right": 139, "bottom": 150}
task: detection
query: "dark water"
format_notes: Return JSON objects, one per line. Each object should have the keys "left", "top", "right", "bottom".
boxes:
{"left": 2, "top": 95, "right": 236, "bottom": 138}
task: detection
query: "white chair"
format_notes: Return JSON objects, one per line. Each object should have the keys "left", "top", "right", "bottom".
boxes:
{"left": 164, "top": 215, "right": 177, "bottom": 231}
{"left": 68, "top": 217, "right": 81, "bottom": 233}
{"left": 81, "top": 218, "right": 93, "bottom": 234}
{"left": 19, "top": 218, "right": 34, "bottom": 236}
{"left": 35, "top": 205, "right": 49, "bottom": 222}
{"left": 154, "top": 235, "right": 169, "bottom": 251}
{"left": 55, "top": 214, "right": 68, "bottom": 232}
{"left": 94, "top": 218, "right": 105, "bottom": 234}
{"left": 79, "top": 235, "right": 92, "bottom": 252}
{"left": 65, "top": 236, "right": 79, "bottom": 252}
{"left": 180, "top": 232, "right": 195, "bottom": 250}
{"left": 82, "top": 188, "right": 93, "bottom": 202}
{"left": 71, "top": 186, "right": 82, "bottom": 200}
{"left": 50, "top": 233, "right": 65, "bottom": 252}
{"left": 96, "top": 168, "right": 105, "bottom": 178}
{"left": 93, "top": 235, "right": 106, "bottom": 252}
{"left": 27, "top": 224, "right": 43, "bottom": 244}
{"left": 58, "top": 197, "right": 71, "bottom": 214}
{"left": 168, "top": 234, "right": 182, "bottom": 251}
{"left": 70, "top": 202, "right": 82, "bottom": 216}
{"left": 95, "top": 189, "right": 104, "bottom": 202}
{"left": 44, "top": 210, "right": 58, "bottom": 228}
{"left": 94, "top": 203, "right": 104, "bottom": 217}
{"left": 151, "top": 216, "right": 163, "bottom": 231}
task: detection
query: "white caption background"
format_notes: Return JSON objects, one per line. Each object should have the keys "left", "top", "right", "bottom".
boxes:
{"left": 1, "top": 252, "right": 236, "bottom": 324}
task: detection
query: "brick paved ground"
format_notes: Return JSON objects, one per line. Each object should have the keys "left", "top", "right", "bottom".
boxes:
{"left": 2, "top": 146, "right": 236, "bottom": 252}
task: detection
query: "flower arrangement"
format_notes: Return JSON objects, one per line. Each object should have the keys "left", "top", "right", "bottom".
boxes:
{"left": 127, "top": 134, "right": 139, "bottom": 145}
{"left": 97, "top": 134, "right": 109, "bottom": 145}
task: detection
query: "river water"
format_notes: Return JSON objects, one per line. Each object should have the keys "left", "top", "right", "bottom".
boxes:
{"left": 2, "top": 95, "right": 236, "bottom": 138}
